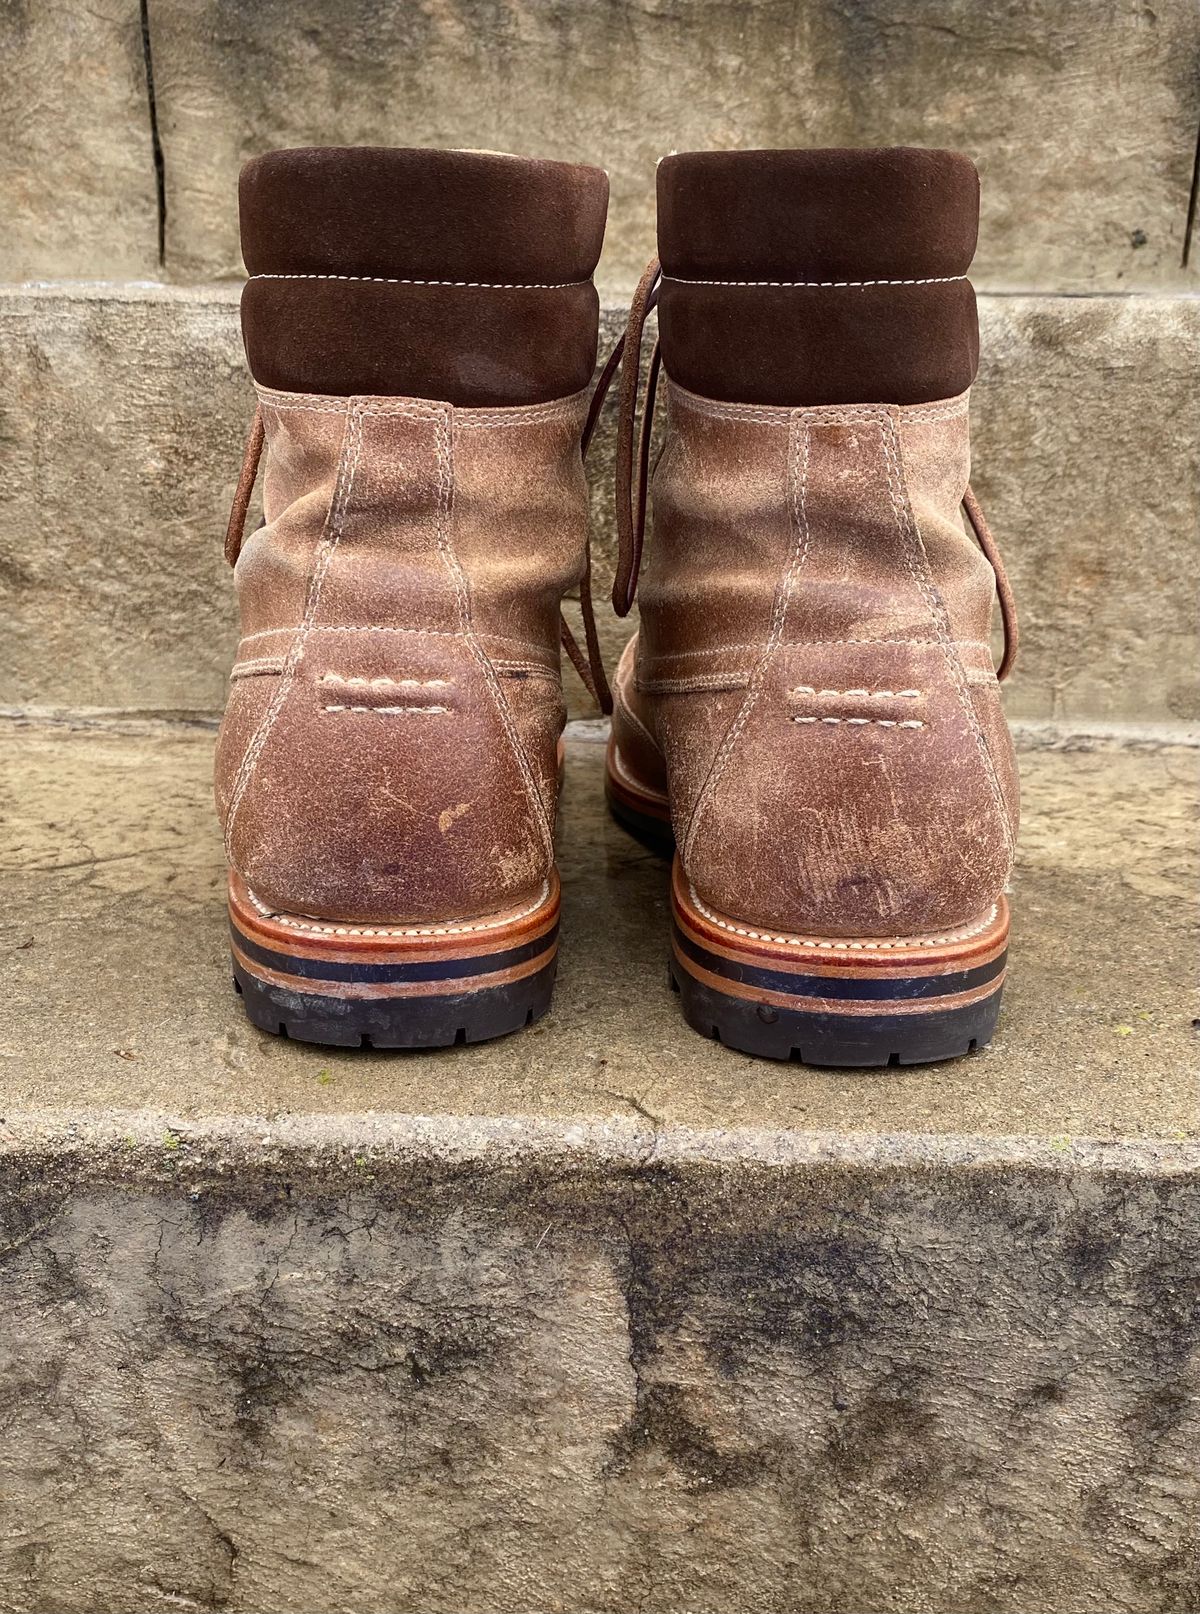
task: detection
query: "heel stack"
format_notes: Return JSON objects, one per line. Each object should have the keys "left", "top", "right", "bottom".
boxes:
{"left": 605, "top": 739, "right": 675, "bottom": 854}
{"left": 669, "top": 859, "right": 1008, "bottom": 1067}
{"left": 228, "top": 872, "right": 560, "bottom": 1049}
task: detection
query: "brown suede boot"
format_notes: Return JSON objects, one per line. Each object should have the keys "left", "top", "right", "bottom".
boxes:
{"left": 605, "top": 148, "right": 1020, "bottom": 1066}
{"left": 216, "top": 148, "right": 610, "bottom": 1047}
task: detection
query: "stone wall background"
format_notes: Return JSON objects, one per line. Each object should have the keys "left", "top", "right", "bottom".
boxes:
{"left": 2, "top": 15, "right": 1198, "bottom": 1609}
{"left": 5, "top": 0, "right": 1199, "bottom": 291}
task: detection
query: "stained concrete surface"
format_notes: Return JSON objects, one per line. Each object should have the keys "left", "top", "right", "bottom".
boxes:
{"left": 1, "top": 287, "right": 1198, "bottom": 727}
{"left": 2, "top": 721, "right": 1196, "bottom": 1140}
{"left": 0, "top": 1131, "right": 1195, "bottom": 1614}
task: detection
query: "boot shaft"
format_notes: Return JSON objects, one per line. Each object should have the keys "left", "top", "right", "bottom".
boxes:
{"left": 620, "top": 147, "right": 1018, "bottom": 940}
{"left": 216, "top": 150, "right": 607, "bottom": 927}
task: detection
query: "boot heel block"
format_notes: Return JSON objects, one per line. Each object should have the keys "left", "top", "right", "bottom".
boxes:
{"left": 669, "top": 859, "right": 1008, "bottom": 1067}
{"left": 604, "top": 738, "right": 676, "bottom": 854}
{"left": 227, "top": 872, "right": 559, "bottom": 1049}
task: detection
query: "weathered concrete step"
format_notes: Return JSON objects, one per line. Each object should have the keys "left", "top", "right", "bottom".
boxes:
{"left": 0, "top": 720, "right": 1197, "bottom": 1612}
{"left": 5, "top": 0, "right": 1198, "bottom": 291}
{"left": 1, "top": 284, "right": 1197, "bottom": 727}
{"left": 5, "top": 721, "right": 1196, "bottom": 1133}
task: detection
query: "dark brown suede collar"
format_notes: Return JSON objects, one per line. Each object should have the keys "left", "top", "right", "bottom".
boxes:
{"left": 241, "top": 147, "right": 609, "bottom": 282}
{"left": 239, "top": 147, "right": 609, "bottom": 405}
{"left": 656, "top": 147, "right": 981, "bottom": 406}
{"left": 657, "top": 146, "right": 979, "bottom": 282}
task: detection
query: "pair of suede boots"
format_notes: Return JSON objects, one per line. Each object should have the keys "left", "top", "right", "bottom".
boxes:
{"left": 217, "top": 145, "right": 1019, "bottom": 1068}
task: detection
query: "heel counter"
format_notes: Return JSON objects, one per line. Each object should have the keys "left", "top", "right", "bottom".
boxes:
{"left": 684, "top": 643, "right": 1016, "bottom": 938}
{"left": 216, "top": 643, "right": 554, "bottom": 924}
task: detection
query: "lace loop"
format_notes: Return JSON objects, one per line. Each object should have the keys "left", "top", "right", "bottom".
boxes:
{"left": 611, "top": 257, "right": 663, "bottom": 617}
{"left": 223, "top": 405, "right": 265, "bottom": 568}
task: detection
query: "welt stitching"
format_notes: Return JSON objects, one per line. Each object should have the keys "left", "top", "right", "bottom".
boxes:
{"left": 688, "top": 883, "right": 1000, "bottom": 951}
{"left": 878, "top": 412, "right": 1014, "bottom": 857}
{"left": 683, "top": 413, "right": 810, "bottom": 865}
{"left": 664, "top": 274, "right": 967, "bottom": 288}
{"left": 249, "top": 272, "right": 588, "bottom": 290}
{"left": 225, "top": 403, "right": 363, "bottom": 857}
{"left": 247, "top": 879, "right": 551, "bottom": 938}
{"left": 432, "top": 409, "right": 555, "bottom": 859}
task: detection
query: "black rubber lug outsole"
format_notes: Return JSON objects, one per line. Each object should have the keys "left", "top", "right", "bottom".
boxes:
{"left": 669, "top": 959, "right": 1002, "bottom": 1068}
{"left": 232, "top": 958, "right": 556, "bottom": 1049}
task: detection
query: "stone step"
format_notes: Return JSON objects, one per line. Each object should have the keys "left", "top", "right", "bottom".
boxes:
{"left": 1, "top": 283, "right": 1197, "bottom": 728}
{"left": 5, "top": 0, "right": 1198, "bottom": 291}
{"left": 1, "top": 717, "right": 1196, "bottom": 1611}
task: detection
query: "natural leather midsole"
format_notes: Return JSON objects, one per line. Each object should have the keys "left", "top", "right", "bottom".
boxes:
{"left": 228, "top": 870, "right": 560, "bottom": 1001}
{"left": 606, "top": 738, "right": 671, "bottom": 821}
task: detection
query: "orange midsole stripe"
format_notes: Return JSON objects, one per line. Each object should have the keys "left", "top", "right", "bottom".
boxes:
{"left": 673, "top": 908, "right": 1008, "bottom": 981}
{"left": 671, "top": 858, "right": 1009, "bottom": 973}
{"left": 230, "top": 905, "right": 559, "bottom": 969}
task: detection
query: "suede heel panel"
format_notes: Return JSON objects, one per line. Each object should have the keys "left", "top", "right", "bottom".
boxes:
{"left": 657, "top": 280, "right": 979, "bottom": 407}
{"left": 242, "top": 280, "right": 601, "bottom": 405}
{"left": 241, "top": 147, "right": 609, "bottom": 282}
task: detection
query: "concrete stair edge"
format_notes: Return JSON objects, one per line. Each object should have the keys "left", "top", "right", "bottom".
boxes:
{"left": 5, "top": 1108, "right": 1198, "bottom": 1176}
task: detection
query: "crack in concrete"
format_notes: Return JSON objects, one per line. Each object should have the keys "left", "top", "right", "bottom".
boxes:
{"left": 138, "top": 0, "right": 167, "bottom": 268}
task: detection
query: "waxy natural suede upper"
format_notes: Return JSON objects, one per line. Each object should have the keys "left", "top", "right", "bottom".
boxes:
{"left": 612, "top": 382, "right": 1018, "bottom": 937}
{"left": 611, "top": 147, "right": 1018, "bottom": 942}
{"left": 216, "top": 384, "right": 591, "bottom": 923}
{"left": 216, "top": 149, "right": 608, "bottom": 929}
